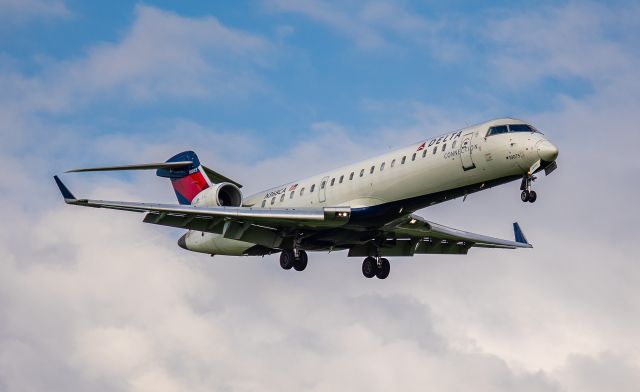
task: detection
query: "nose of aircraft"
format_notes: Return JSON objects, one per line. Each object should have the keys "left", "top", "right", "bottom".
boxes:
{"left": 177, "top": 233, "right": 188, "bottom": 249}
{"left": 537, "top": 140, "right": 559, "bottom": 162}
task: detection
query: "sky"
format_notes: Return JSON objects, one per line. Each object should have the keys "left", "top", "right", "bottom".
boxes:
{"left": 1, "top": 0, "right": 639, "bottom": 391}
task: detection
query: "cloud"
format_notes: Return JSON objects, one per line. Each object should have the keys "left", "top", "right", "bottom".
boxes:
{"left": 0, "top": 0, "right": 70, "bottom": 22}
{"left": 0, "top": 5, "right": 271, "bottom": 117}
{"left": 3, "top": 99, "right": 640, "bottom": 391}
{"left": 2, "top": 1, "right": 640, "bottom": 391}
{"left": 485, "top": 2, "right": 638, "bottom": 87}
{"left": 263, "top": 0, "right": 442, "bottom": 51}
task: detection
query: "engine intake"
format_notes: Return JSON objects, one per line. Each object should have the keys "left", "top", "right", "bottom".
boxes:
{"left": 191, "top": 183, "right": 243, "bottom": 207}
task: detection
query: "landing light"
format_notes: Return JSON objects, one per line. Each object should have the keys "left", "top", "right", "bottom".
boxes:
{"left": 336, "top": 212, "right": 350, "bottom": 218}
{"left": 409, "top": 218, "right": 417, "bottom": 224}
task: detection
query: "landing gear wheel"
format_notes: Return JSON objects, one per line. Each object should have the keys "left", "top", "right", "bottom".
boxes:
{"left": 376, "top": 258, "right": 390, "bottom": 279}
{"left": 362, "top": 257, "right": 377, "bottom": 278}
{"left": 521, "top": 190, "right": 530, "bottom": 202}
{"left": 279, "top": 250, "right": 295, "bottom": 270}
{"left": 528, "top": 190, "right": 537, "bottom": 203}
{"left": 293, "top": 250, "right": 308, "bottom": 271}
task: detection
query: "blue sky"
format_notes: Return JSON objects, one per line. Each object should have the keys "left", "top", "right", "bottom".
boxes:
{"left": 2, "top": 0, "right": 614, "bottom": 157}
{"left": 2, "top": 1, "right": 640, "bottom": 391}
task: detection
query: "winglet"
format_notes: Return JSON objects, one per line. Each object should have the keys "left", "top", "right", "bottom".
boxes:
{"left": 54, "top": 175, "right": 76, "bottom": 201}
{"left": 513, "top": 222, "right": 529, "bottom": 245}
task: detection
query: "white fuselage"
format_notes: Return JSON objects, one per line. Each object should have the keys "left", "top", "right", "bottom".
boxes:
{"left": 184, "top": 118, "right": 557, "bottom": 255}
{"left": 246, "top": 118, "right": 548, "bottom": 209}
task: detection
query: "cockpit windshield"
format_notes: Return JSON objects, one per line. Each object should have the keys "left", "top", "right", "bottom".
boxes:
{"left": 509, "top": 124, "right": 535, "bottom": 133}
{"left": 486, "top": 124, "right": 540, "bottom": 136}
{"left": 486, "top": 125, "right": 508, "bottom": 136}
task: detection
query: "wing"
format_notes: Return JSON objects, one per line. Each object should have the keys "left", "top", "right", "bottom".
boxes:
{"left": 348, "top": 213, "right": 531, "bottom": 257}
{"left": 54, "top": 176, "right": 349, "bottom": 248}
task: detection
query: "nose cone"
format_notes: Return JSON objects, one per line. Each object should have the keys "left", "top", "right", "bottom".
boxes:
{"left": 177, "top": 233, "right": 188, "bottom": 250}
{"left": 537, "top": 140, "right": 559, "bottom": 162}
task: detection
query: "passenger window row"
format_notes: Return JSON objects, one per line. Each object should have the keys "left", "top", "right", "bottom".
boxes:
{"left": 261, "top": 143, "right": 442, "bottom": 207}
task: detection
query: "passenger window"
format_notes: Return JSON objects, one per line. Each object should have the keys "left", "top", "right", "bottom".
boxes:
{"left": 300, "top": 187, "right": 305, "bottom": 196}
{"left": 487, "top": 125, "right": 508, "bottom": 136}
{"left": 433, "top": 146, "right": 437, "bottom": 154}
{"left": 380, "top": 162, "right": 385, "bottom": 171}
{"left": 452, "top": 141, "right": 457, "bottom": 149}
{"left": 339, "top": 175, "right": 344, "bottom": 183}
{"left": 271, "top": 197, "right": 275, "bottom": 205}
{"left": 289, "top": 191, "right": 294, "bottom": 199}
{"left": 321, "top": 181, "right": 326, "bottom": 189}
{"left": 391, "top": 159, "right": 396, "bottom": 167}
{"left": 330, "top": 178, "right": 335, "bottom": 186}
{"left": 349, "top": 172, "right": 354, "bottom": 180}
{"left": 370, "top": 166, "right": 375, "bottom": 174}
{"left": 401, "top": 156, "right": 406, "bottom": 164}
{"left": 442, "top": 143, "right": 446, "bottom": 151}
{"left": 359, "top": 169, "right": 364, "bottom": 177}
{"left": 261, "top": 200, "right": 266, "bottom": 208}
{"left": 310, "top": 184, "right": 315, "bottom": 192}
{"left": 280, "top": 194, "right": 285, "bottom": 202}
{"left": 422, "top": 150, "right": 427, "bottom": 158}
{"left": 412, "top": 153, "right": 416, "bottom": 161}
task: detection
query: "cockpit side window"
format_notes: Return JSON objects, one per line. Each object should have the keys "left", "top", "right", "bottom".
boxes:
{"left": 487, "top": 125, "right": 508, "bottom": 136}
{"left": 509, "top": 124, "right": 534, "bottom": 133}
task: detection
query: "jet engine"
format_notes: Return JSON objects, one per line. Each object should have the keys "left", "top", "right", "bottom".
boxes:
{"left": 191, "top": 182, "right": 243, "bottom": 207}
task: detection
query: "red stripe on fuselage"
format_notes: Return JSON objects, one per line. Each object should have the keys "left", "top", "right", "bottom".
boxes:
{"left": 171, "top": 170, "right": 209, "bottom": 203}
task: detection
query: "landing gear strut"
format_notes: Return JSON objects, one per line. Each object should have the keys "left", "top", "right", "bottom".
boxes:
{"left": 362, "top": 256, "right": 390, "bottom": 279}
{"left": 280, "top": 249, "right": 308, "bottom": 271}
{"left": 520, "top": 174, "right": 537, "bottom": 203}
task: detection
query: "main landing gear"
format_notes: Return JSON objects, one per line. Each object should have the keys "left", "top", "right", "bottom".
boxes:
{"left": 280, "top": 249, "right": 308, "bottom": 272}
{"left": 362, "top": 256, "right": 390, "bottom": 279}
{"left": 520, "top": 174, "right": 537, "bottom": 203}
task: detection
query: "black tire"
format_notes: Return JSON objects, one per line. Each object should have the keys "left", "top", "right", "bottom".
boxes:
{"left": 376, "top": 258, "right": 390, "bottom": 279}
{"left": 521, "top": 190, "right": 530, "bottom": 202}
{"left": 293, "top": 250, "right": 308, "bottom": 271}
{"left": 528, "top": 190, "right": 537, "bottom": 203}
{"left": 279, "top": 250, "right": 294, "bottom": 270}
{"left": 362, "top": 257, "right": 376, "bottom": 278}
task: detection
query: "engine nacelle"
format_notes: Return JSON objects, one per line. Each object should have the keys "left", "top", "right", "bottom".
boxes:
{"left": 191, "top": 182, "right": 243, "bottom": 207}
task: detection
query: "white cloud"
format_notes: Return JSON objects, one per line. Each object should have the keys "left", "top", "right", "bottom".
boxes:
{"left": 485, "top": 2, "right": 638, "bottom": 87}
{"left": 2, "top": 1, "right": 640, "bottom": 391}
{"left": 0, "top": 0, "right": 70, "bottom": 22}
{"left": 0, "top": 5, "right": 271, "bottom": 118}
{"left": 263, "top": 0, "right": 445, "bottom": 51}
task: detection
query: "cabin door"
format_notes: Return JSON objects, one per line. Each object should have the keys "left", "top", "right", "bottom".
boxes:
{"left": 318, "top": 176, "right": 330, "bottom": 203}
{"left": 459, "top": 132, "right": 476, "bottom": 171}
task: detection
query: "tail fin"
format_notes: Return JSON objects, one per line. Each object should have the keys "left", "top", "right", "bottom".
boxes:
{"left": 156, "top": 151, "right": 211, "bottom": 205}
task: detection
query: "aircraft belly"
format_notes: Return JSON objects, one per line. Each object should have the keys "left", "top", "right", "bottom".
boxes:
{"left": 185, "top": 231, "right": 255, "bottom": 256}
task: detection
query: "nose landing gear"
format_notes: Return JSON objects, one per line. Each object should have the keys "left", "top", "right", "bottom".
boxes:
{"left": 520, "top": 174, "right": 537, "bottom": 203}
{"left": 521, "top": 189, "right": 537, "bottom": 203}
{"left": 362, "top": 256, "right": 390, "bottom": 279}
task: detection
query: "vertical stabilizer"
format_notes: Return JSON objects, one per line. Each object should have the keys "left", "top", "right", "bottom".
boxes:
{"left": 156, "top": 151, "right": 211, "bottom": 205}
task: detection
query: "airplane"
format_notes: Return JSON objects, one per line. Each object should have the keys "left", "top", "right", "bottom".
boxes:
{"left": 54, "top": 118, "right": 559, "bottom": 279}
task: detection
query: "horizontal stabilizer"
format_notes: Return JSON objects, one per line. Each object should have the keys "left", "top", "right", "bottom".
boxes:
{"left": 513, "top": 222, "right": 529, "bottom": 245}
{"left": 202, "top": 165, "right": 242, "bottom": 188}
{"left": 66, "top": 161, "right": 193, "bottom": 173}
